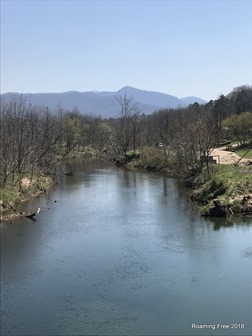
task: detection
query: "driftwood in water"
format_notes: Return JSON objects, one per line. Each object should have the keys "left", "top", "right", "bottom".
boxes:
{"left": 25, "top": 207, "right": 40, "bottom": 219}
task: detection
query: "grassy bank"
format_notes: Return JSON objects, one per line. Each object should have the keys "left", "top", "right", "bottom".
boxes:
{"left": 235, "top": 148, "right": 252, "bottom": 160}
{"left": 0, "top": 174, "right": 54, "bottom": 223}
{"left": 190, "top": 165, "right": 252, "bottom": 217}
{"left": 114, "top": 147, "right": 176, "bottom": 174}
{"left": 56, "top": 145, "right": 99, "bottom": 160}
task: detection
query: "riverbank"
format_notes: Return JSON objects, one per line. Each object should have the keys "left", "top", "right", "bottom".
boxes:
{"left": 189, "top": 165, "right": 252, "bottom": 217}
{"left": 1, "top": 148, "right": 251, "bottom": 221}
{"left": 113, "top": 148, "right": 252, "bottom": 218}
{"left": 112, "top": 148, "right": 176, "bottom": 174}
{"left": 57, "top": 145, "right": 99, "bottom": 161}
{"left": 0, "top": 146, "right": 101, "bottom": 223}
{"left": 0, "top": 175, "right": 54, "bottom": 223}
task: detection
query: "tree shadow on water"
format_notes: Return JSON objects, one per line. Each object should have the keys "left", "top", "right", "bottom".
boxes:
{"left": 206, "top": 215, "right": 252, "bottom": 231}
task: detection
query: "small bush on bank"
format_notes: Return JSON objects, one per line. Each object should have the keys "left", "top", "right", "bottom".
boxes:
{"left": 137, "top": 147, "right": 168, "bottom": 171}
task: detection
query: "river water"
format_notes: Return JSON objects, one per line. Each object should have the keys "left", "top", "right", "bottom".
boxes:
{"left": 1, "top": 159, "right": 252, "bottom": 336}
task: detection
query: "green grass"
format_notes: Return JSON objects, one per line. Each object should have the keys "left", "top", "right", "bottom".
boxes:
{"left": 192, "top": 164, "right": 252, "bottom": 203}
{"left": 0, "top": 174, "right": 54, "bottom": 209}
{"left": 136, "top": 147, "right": 169, "bottom": 171}
{"left": 235, "top": 149, "right": 252, "bottom": 159}
{"left": 191, "top": 164, "right": 252, "bottom": 215}
{"left": 213, "top": 165, "right": 252, "bottom": 195}
{"left": 0, "top": 189, "right": 16, "bottom": 203}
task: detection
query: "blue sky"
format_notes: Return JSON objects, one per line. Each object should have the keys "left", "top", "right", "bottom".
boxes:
{"left": 1, "top": 0, "right": 252, "bottom": 100}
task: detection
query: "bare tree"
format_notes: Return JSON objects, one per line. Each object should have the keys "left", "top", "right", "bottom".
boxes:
{"left": 115, "top": 94, "right": 140, "bottom": 156}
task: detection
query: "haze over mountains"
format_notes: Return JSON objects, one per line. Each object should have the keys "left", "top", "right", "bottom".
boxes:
{"left": 1, "top": 86, "right": 207, "bottom": 117}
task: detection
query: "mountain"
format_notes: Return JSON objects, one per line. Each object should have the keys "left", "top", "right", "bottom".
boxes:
{"left": 180, "top": 96, "right": 208, "bottom": 105}
{"left": 1, "top": 86, "right": 207, "bottom": 117}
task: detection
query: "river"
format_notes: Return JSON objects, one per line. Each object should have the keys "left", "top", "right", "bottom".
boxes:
{"left": 1, "top": 159, "right": 252, "bottom": 335}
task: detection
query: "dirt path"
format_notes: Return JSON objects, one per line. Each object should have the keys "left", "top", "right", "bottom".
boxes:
{"left": 209, "top": 148, "right": 251, "bottom": 165}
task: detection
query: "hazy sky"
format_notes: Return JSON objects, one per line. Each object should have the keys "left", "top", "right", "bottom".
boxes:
{"left": 1, "top": 0, "right": 252, "bottom": 100}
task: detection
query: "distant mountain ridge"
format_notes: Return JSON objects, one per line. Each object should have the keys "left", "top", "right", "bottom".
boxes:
{"left": 1, "top": 86, "right": 207, "bottom": 117}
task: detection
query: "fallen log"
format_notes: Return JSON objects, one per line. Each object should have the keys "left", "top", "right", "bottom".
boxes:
{"left": 25, "top": 207, "right": 40, "bottom": 219}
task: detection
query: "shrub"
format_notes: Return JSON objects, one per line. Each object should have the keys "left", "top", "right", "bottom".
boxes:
{"left": 138, "top": 147, "right": 167, "bottom": 170}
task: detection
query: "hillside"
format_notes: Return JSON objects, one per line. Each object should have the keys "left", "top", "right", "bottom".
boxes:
{"left": 1, "top": 86, "right": 207, "bottom": 117}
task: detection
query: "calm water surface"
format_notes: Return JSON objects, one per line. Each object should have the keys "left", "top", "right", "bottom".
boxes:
{"left": 1, "top": 160, "right": 252, "bottom": 335}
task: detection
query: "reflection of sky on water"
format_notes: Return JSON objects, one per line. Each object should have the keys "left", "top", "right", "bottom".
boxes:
{"left": 1, "top": 159, "right": 252, "bottom": 335}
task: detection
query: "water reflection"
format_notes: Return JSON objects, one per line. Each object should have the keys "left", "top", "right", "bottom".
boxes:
{"left": 1, "top": 159, "right": 252, "bottom": 336}
{"left": 205, "top": 214, "right": 252, "bottom": 231}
